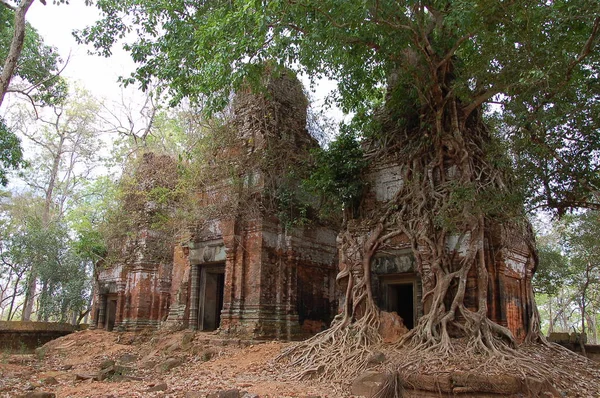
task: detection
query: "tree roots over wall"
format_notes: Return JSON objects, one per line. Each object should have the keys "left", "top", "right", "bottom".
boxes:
{"left": 275, "top": 99, "right": 594, "bottom": 395}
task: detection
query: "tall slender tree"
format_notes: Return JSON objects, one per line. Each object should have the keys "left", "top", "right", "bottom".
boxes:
{"left": 1, "top": 0, "right": 68, "bottom": 187}
{"left": 12, "top": 86, "right": 102, "bottom": 320}
{"left": 0, "top": 0, "right": 37, "bottom": 107}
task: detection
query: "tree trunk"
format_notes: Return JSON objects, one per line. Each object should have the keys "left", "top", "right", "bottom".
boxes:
{"left": 0, "top": 0, "right": 36, "bottom": 107}
{"left": 585, "top": 312, "right": 596, "bottom": 345}
{"left": 21, "top": 269, "right": 37, "bottom": 320}
{"left": 7, "top": 272, "right": 22, "bottom": 321}
{"left": 280, "top": 42, "right": 540, "bottom": 381}
{"left": 548, "top": 299, "right": 554, "bottom": 335}
{"left": 6, "top": 274, "right": 23, "bottom": 321}
{"left": 0, "top": 267, "right": 12, "bottom": 319}
{"left": 22, "top": 132, "right": 65, "bottom": 321}
{"left": 282, "top": 94, "right": 539, "bottom": 381}
{"left": 40, "top": 280, "right": 49, "bottom": 321}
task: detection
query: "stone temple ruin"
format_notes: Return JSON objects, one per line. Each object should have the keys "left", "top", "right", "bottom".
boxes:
{"left": 91, "top": 72, "right": 338, "bottom": 339}
{"left": 91, "top": 72, "right": 536, "bottom": 342}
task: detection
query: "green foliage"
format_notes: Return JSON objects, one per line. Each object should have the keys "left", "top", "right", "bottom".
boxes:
{"left": 0, "top": 4, "right": 67, "bottom": 191}
{"left": 274, "top": 176, "right": 311, "bottom": 229}
{"left": 66, "top": 177, "right": 116, "bottom": 264}
{"left": 79, "top": 0, "right": 600, "bottom": 215}
{"left": 304, "top": 131, "right": 367, "bottom": 216}
{"left": 534, "top": 212, "right": 600, "bottom": 338}
{"left": 0, "top": 87, "right": 105, "bottom": 322}
{"left": 535, "top": 239, "right": 570, "bottom": 296}
{"left": 0, "top": 6, "right": 67, "bottom": 105}
{"left": 0, "top": 117, "right": 25, "bottom": 186}
{"left": 3, "top": 209, "right": 91, "bottom": 322}
{"left": 96, "top": 150, "right": 182, "bottom": 266}
{"left": 15, "top": 86, "right": 104, "bottom": 215}
{"left": 562, "top": 212, "right": 600, "bottom": 290}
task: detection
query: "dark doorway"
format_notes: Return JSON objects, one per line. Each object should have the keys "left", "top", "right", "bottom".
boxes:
{"left": 198, "top": 264, "right": 225, "bottom": 331}
{"left": 106, "top": 298, "right": 117, "bottom": 331}
{"left": 387, "top": 283, "right": 414, "bottom": 329}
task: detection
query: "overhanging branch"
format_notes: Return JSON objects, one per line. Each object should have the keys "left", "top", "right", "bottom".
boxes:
{"left": 0, "top": 0, "right": 36, "bottom": 107}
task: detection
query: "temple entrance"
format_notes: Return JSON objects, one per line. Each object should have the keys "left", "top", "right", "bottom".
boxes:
{"left": 106, "top": 295, "right": 118, "bottom": 331}
{"left": 378, "top": 275, "right": 418, "bottom": 330}
{"left": 387, "top": 283, "right": 414, "bottom": 329}
{"left": 197, "top": 264, "right": 225, "bottom": 331}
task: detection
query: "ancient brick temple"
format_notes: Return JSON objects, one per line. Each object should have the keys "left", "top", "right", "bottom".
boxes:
{"left": 91, "top": 72, "right": 338, "bottom": 339}
{"left": 91, "top": 72, "right": 537, "bottom": 342}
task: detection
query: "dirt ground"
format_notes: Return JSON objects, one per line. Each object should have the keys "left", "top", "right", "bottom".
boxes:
{"left": 2, "top": 329, "right": 600, "bottom": 398}
{"left": 0, "top": 329, "right": 344, "bottom": 398}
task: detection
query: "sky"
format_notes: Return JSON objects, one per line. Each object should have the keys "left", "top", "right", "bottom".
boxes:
{"left": 27, "top": 1, "right": 139, "bottom": 101}
{"left": 24, "top": 1, "right": 342, "bottom": 123}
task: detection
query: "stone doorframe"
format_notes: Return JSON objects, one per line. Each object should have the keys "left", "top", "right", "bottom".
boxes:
{"left": 190, "top": 263, "right": 226, "bottom": 331}
{"left": 377, "top": 273, "right": 422, "bottom": 329}
{"left": 188, "top": 239, "right": 227, "bottom": 331}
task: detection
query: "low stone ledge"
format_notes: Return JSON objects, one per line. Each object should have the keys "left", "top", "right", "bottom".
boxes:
{"left": 0, "top": 321, "right": 76, "bottom": 352}
{"left": 0, "top": 321, "right": 75, "bottom": 332}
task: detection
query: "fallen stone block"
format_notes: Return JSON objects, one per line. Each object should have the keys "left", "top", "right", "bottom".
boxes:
{"left": 402, "top": 373, "right": 453, "bottom": 393}
{"left": 18, "top": 393, "right": 56, "bottom": 398}
{"left": 99, "top": 359, "right": 115, "bottom": 370}
{"left": 351, "top": 371, "right": 387, "bottom": 397}
{"left": 157, "top": 357, "right": 182, "bottom": 373}
{"left": 146, "top": 383, "right": 168, "bottom": 392}
{"left": 74, "top": 373, "right": 98, "bottom": 381}
{"left": 41, "top": 376, "right": 59, "bottom": 386}
{"left": 207, "top": 389, "right": 243, "bottom": 398}
{"left": 451, "top": 371, "right": 522, "bottom": 395}
{"left": 117, "top": 353, "right": 138, "bottom": 364}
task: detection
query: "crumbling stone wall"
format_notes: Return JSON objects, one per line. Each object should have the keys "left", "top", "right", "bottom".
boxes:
{"left": 0, "top": 321, "right": 74, "bottom": 352}
{"left": 232, "top": 70, "right": 313, "bottom": 154}
{"left": 216, "top": 217, "right": 337, "bottom": 339}
{"left": 91, "top": 154, "right": 178, "bottom": 332}
{"left": 179, "top": 72, "right": 338, "bottom": 339}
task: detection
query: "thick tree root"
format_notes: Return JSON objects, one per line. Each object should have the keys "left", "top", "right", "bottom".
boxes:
{"left": 276, "top": 310, "right": 382, "bottom": 381}
{"left": 379, "top": 340, "right": 598, "bottom": 397}
{"left": 399, "top": 307, "right": 516, "bottom": 356}
{"left": 276, "top": 76, "right": 550, "bottom": 389}
{"left": 275, "top": 336, "right": 600, "bottom": 396}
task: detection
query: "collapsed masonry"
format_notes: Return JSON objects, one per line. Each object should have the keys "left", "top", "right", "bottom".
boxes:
{"left": 91, "top": 72, "right": 536, "bottom": 342}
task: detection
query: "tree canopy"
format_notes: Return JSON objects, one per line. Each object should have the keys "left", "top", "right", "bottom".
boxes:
{"left": 534, "top": 212, "right": 600, "bottom": 342}
{"left": 0, "top": 2, "right": 67, "bottom": 106}
{"left": 0, "top": 1, "right": 70, "bottom": 186}
{"left": 79, "top": 0, "right": 600, "bottom": 214}
{"left": 0, "top": 116, "right": 24, "bottom": 185}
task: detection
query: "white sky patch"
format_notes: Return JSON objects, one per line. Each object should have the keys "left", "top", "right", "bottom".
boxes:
{"left": 27, "top": 2, "right": 139, "bottom": 101}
